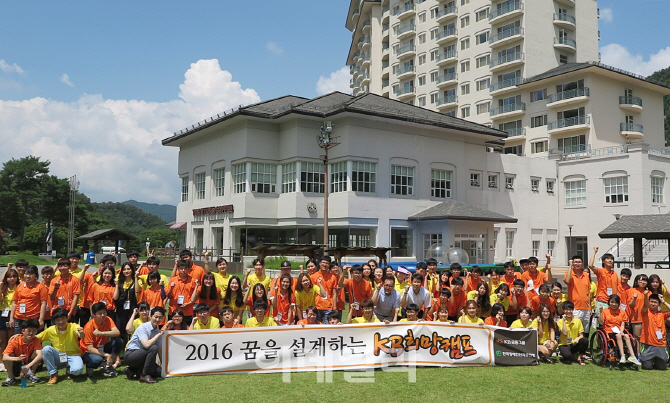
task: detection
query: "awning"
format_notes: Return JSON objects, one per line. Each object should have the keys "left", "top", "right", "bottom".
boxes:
{"left": 169, "top": 222, "right": 187, "bottom": 230}
{"left": 408, "top": 200, "right": 517, "bottom": 223}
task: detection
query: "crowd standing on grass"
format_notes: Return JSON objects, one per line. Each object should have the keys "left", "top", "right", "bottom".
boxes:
{"left": 1, "top": 246, "right": 669, "bottom": 387}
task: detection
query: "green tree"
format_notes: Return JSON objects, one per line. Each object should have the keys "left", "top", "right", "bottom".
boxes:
{"left": 647, "top": 67, "right": 670, "bottom": 146}
{"left": 0, "top": 156, "right": 51, "bottom": 250}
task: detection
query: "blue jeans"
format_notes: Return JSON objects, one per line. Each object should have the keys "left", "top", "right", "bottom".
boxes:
{"left": 82, "top": 338, "right": 123, "bottom": 368}
{"left": 42, "top": 346, "right": 84, "bottom": 376}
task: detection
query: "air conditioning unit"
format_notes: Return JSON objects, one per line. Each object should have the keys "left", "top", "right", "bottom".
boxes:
{"left": 506, "top": 183, "right": 514, "bottom": 189}
{"left": 547, "top": 187, "right": 554, "bottom": 193}
{"left": 471, "top": 180, "right": 480, "bottom": 186}
{"left": 531, "top": 186, "right": 538, "bottom": 191}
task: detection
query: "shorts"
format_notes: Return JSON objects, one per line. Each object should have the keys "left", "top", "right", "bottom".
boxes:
{"left": 0, "top": 315, "right": 8, "bottom": 331}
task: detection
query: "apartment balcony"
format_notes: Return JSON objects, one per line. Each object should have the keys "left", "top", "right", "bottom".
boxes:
{"left": 619, "top": 96, "right": 643, "bottom": 112}
{"left": 620, "top": 122, "right": 644, "bottom": 140}
{"left": 489, "top": 76, "right": 524, "bottom": 94}
{"left": 489, "top": 1, "right": 524, "bottom": 24}
{"left": 352, "top": 52, "right": 361, "bottom": 64}
{"left": 396, "top": 44, "right": 416, "bottom": 59}
{"left": 554, "top": 0, "right": 575, "bottom": 7}
{"left": 395, "top": 3, "right": 416, "bottom": 19}
{"left": 396, "top": 65, "right": 416, "bottom": 80}
{"left": 436, "top": 50, "right": 458, "bottom": 66}
{"left": 489, "top": 27, "right": 524, "bottom": 47}
{"left": 553, "top": 13, "right": 576, "bottom": 29}
{"left": 357, "top": 37, "right": 366, "bottom": 50}
{"left": 382, "top": 60, "right": 390, "bottom": 70}
{"left": 349, "top": 78, "right": 354, "bottom": 89}
{"left": 382, "top": 42, "right": 390, "bottom": 53}
{"left": 489, "top": 52, "right": 524, "bottom": 72}
{"left": 361, "top": 75, "right": 370, "bottom": 86}
{"left": 436, "top": 72, "right": 458, "bottom": 87}
{"left": 546, "top": 87, "right": 590, "bottom": 107}
{"left": 547, "top": 115, "right": 590, "bottom": 134}
{"left": 394, "top": 86, "right": 416, "bottom": 100}
{"left": 382, "top": 79, "right": 389, "bottom": 89}
{"left": 382, "top": 5, "right": 389, "bottom": 14}
{"left": 503, "top": 127, "right": 526, "bottom": 140}
{"left": 362, "top": 20, "right": 371, "bottom": 34}
{"left": 435, "top": 6, "right": 458, "bottom": 23}
{"left": 436, "top": 95, "right": 458, "bottom": 109}
{"left": 396, "top": 23, "right": 416, "bottom": 40}
{"left": 490, "top": 102, "right": 526, "bottom": 119}
{"left": 554, "top": 37, "right": 576, "bottom": 53}
{"left": 362, "top": 55, "right": 371, "bottom": 68}
{"left": 351, "top": 8, "right": 360, "bottom": 23}
{"left": 436, "top": 28, "right": 458, "bottom": 44}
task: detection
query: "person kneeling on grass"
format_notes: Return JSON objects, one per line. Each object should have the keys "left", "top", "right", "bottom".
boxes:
{"left": 80, "top": 302, "right": 122, "bottom": 377}
{"left": 245, "top": 301, "right": 277, "bottom": 327}
{"left": 2, "top": 319, "right": 42, "bottom": 386}
{"left": 557, "top": 301, "right": 588, "bottom": 365}
{"left": 191, "top": 303, "right": 220, "bottom": 330}
{"left": 599, "top": 294, "right": 641, "bottom": 366}
{"left": 124, "top": 306, "right": 165, "bottom": 383}
{"left": 37, "top": 308, "right": 84, "bottom": 385}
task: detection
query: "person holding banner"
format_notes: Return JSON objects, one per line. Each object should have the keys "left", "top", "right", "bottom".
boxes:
{"left": 339, "top": 265, "right": 373, "bottom": 318}
{"left": 347, "top": 299, "right": 381, "bottom": 324}
{"left": 191, "top": 303, "right": 220, "bottom": 329}
{"left": 372, "top": 276, "right": 400, "bottom": 322}
{"left": 485, "top": 303, "right": 507, "bottom": 327}
{"left": 245, "top": 301, "right": 277, "bottom": 327}
{"left": 296, "top": 306, "right": 320, "bottom": 325}
{"left": 124, "top": 306, "right": 165, "bottom": 383}
{"left": 510, "top": 306, "right": 533, "bottom": 329}
{"left": 458, "top": 300, "right": 484, "bottom": 324}
{"left": 163, "top": 309, "right": 188, "bottom": 330}
{"left": 219, "top": 307, "right": 244, "bottom": 328}
{"left": 401, "top": 303, "right": 423, "bottom": 322}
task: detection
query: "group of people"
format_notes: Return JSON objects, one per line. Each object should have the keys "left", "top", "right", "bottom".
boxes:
{"left": 1, "top": 246, "right": 669, "bottom": 388}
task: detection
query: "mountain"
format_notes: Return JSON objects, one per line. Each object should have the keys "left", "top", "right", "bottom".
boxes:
{"left": 647, "top": 66, "right": 670, "bottom": 146}
{"left": 122, "top": 200, "right": 176, "bottom": 222}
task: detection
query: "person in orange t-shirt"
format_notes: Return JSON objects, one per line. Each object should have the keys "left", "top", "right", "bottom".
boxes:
{"left": 269, "top": 261, "right": 298, "bottom": 291}
{"left": 296, "top": 306, "right": 321, "bottom": 325}
{"left": 485, "top": 303, "right": 508, "bottom": 327}
{"left": 191, "top": 273, "right": 221, "bottom": 316}
{"left": 339, "top": 265, "right": 373, "bottom": 317}
{"left": 10, "top": 266, "right": 47, "bottom": 332}
{"left": 507, "top": 279, "right": 527, "bottom": 324}
{"left": 640, "top": 293, "right": 670, "bottom": 370}
{"left": 139, "top": 271, "right": 166, "bottom": 309}
{"left": 80, "top": 302, "right": 122, "bottom": 376}
{"left": 49, "top": 259, "right": 81, "bottom": 322}
{"left": 40, "top": 266, "right": 55, "bottom": 326}
{"left": 310, "top": 256, "right": 338, "bottom": 323}
{"left": 627, "top": 274, "right": 649, "bottom": 347}
{"left": 166, "top": 261, "right": 197, "bottom": 322}
{"left": 270, "top": 274, "right": 296, "bottom": 325}
{"left": 86, "top": 266, "right": 117, "bottom": 311}
{"left": 589, "top": 247, "right": 619, "bottom": 316}
{"left": 520, "top": 256, "right": 552, "bottom": 297}
{"left": 2, "top": 319, "right": 43, "bottom": 385}
{"left": 447, "top": 277, "right": 467, "bottom": 320}
{"left": 599, "top": 294, "right": 640, "bottom": 365}
{"left": 529, "top": 284, "right": 555, "bottom": 317}
{"left": 563, "top": 256, "right": 592, "bottom": 333}
{"left": 501, "top": 261, "right": 520, "bottom": 291}
{"left": 218, "top": 307, "right": 244, "bottom": 328}
{"left": 170, "top": 250, "right": 205, "bottom": 284}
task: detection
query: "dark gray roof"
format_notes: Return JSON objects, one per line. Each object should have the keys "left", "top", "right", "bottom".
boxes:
{"left": 521, "top": 61, "right": 670, "bottom": 90}
{"left": 599, "top": 215, "right": 670, "bottom": 239}
{"left": 163, "top": 92, "right": 506, "bottom": 145}
{"left": 77, "top": 228, "right": 137, "bottom": 241}
{"left": 408, "top": 200, "right": 517, "bottom": 223}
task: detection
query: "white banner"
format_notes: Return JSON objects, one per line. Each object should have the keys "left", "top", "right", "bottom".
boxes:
{"left": 161, "top": 323, "right": 537, "bottom": 377}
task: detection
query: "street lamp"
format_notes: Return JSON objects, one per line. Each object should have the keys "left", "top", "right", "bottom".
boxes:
{"left": 67, "top": 175, "right": 80, "bottom": 252}
{"left": 317, "top": 121, "right": 339, "bottom": 255}
{"left": 613, "top": 214, "right": 622, "bottom": 267}
{"left": 567, "top": 224, "right": 573, "bottom": 264}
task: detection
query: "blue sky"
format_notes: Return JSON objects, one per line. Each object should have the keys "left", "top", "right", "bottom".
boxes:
{"left": 1, "top": 1, "right": 669, "bottom": 205}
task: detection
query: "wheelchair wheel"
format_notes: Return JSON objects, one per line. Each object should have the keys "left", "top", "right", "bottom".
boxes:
{"left": 590, "top": 330, "right": 608, "bottom": 367}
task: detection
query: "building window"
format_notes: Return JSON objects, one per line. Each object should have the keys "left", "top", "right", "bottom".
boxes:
{"left": 461, "top": 83, "right": 470, "bottom": 95}
{"left": 430, "top": 93, "right": 439, "bottom": 104}
{"left": 476, "top": 102, "right": 490, "bottom": 115}
{"left": 181, "top": 176, "right": 189, "bottom": 202}
{"left": 233, "top": 163, "right": 247, "bottom": 194}
{"left": 351, "top": 161, "right": 376, "bottom": 193}
{"left": 281, "top": 162, "right": 297, "bottom": 193}
{"left": 559, "top": 54, "right": 568, "bottom": 64}
{"left": 558, "top": 134, "right": 586, "bottom": 154}
{"left": 423, "top": 233, "right": 443, "bottom": 260}
{"left": 391, "top": 228, "right": 413, "bottom": 257}
{"left": 460, "top": 60, "right": 470, "bottom": 73}
{"left": 476, "top": 9, "right": 488, "bottom": 21}
{"left": 565, "top": 180, "right": 586, "bottom": 206}
{"left": 531, "top": 141, "right": 548, "bottom": 154}
{"left": 250, "top": 163, "right": 277, "bottom": 193}
{"left": 476, "top": 31, "right": 489, "bottom": 45}
{"left": 300, "top": 162, "right": 324, "bottom": 193}
{"left": 476, "top": 78, "right": 490, "bottom": 91}
{"left": 531, "top": 115, "right": 547, "bottom": 128}
{"left": 195, "top": 172, "right": 206, "bottom": 200}
{"left": 547, "top": 240, "right": 555, "bottom": 257}
{"left": 652, "top": 176, "right": 664, "bottom": 204}
{"left": 604, "top": 177, "right": 628, "bottom": 204}
{"left": 418, "top": 54, "right": 426, "bottom": 65}
{"left": 418, "top": 96, "right": 426, "bottom": 106}
{"left": 505, "top": 176, "right": 514, "bottom": 189}
{"left": 213, "top": 168, "right": 225, "bottom": 197}
{"left": 470, "top": 172, "right": 481, "bottom": 187}
{"left": 531, "top": 178, "right": 540, "bottom": 191}
{"left": 488, "top": 174, "right": 498, "bottom": 189}
{"left": 419, "top": 12, "right": 426, "bottom": 23}
{"left": 391, "top": 165, "right": 414, "bottom": 195}
{"left": 505, "top": 231, "right": 514, "bottom": 257}
{"left": 418, "top": 33, "right": 426, "bottom": 44}
{"left": 460, "top": 16, "right": 470, "bottom": 28}
{"left": 460, "top": 38, "right": 470, "bottom": 50}
{"left": 418, "top": 75, "right": 426, "bottom": 86}
{"left": 547, "top": 180, "right": 555, "bottom": 193}
{"left": 461, "top": 0, "right": 469, "bottom": 5}
{"left": 431, "top": 169, "right": 452, "bottom": 198}
{"left": 476, "top": 54, "right": 490, "bottom": 68}
{"left": 530, "top": 89, "right": 547, "bottom": 102}
{"left": 532, "top": 240, "right": 540, "bottom": 257}
{"left": 330, "top": 161, "right": 348, "bottom": 193}
{"left": 461, "top": 106, "right": 470, "bottom": 118}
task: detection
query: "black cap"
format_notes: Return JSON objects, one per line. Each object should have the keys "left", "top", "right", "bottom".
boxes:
{"left": 280, "top": 260, "right": 292, "bottom": 269}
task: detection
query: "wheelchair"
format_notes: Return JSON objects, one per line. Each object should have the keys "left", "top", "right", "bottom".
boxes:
{"left": 589, "top": 326, "right": 639, "bottom": 370}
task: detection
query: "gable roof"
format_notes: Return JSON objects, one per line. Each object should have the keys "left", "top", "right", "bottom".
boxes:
{"left": 598, "top": 215, "right": 670, "bottom": 239}
{"left": 408, "top": 200, "right": 517, "bottom": 223}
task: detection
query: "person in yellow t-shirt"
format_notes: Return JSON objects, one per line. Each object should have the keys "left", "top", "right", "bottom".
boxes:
{"left": 531, "top": 304, "right": 557, "bottom": 362}
{"left": 400, "top": 303, "right": 423, "bottom": 322}
{"left": 294, "top": 273, "right": 327, "bottom": 321}
{"left": 394, "top": 267, "right": 411, "bottom": 294}
{"left": 348, "top": 298, "right": 383, "bottom": 324}
{"left": 431, "top": 304, "right": 450, "bottom": 323}
{"left": 557, "top": 301, "right": 587, "bottom": 365}
{"left": 37, "top": 308, "right": 85, "bottom": 384}
{"left": 245, "top": 301, "right": 277, "bottom": 327}
{"left": 458, "top": 300, "right": 484, "bottom": 324}
{"left": 203, "top": 253, "right": 232, "bottom": 297}
{"left": 551, "top": 282, "right": 567, "bottom": 317}
{"left": 125, "top": 303, "right": 151, "bottom": 336}
{"left": 191, "top": 303, "right": 221, "bottom": 330}
{"left": 243, "top": 259, "right": 272, "bottom": 292}
{"left": 510, "top": 306, "right": 534, "bottom": 329}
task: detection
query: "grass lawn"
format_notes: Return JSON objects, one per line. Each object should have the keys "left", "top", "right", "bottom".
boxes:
{"left": 7, "top": 360, "right": 670, "bottom": 403}
{"left": 0, "top": 253, "right": 55, "bottom": 266}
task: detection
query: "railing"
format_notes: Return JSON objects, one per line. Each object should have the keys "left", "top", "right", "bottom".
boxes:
{"left": 436, "top": 28, "right": 458, "bottom": 41}
{"left": 382, "top": 60, "right": 389, "bottom": 69}
{"left": 547, "top": 115, "right": 589, "bottom": 130}
{"left": 553, "top": 12, "right": 576, "bottom": 25}
{"left": 396, "top": 65, "right": 416, "bottom": 76}
{"left": 436, "top": 72, "right": 457, "bottom": 83}
{"left": 504, "top": 127, "right": 526, "bottom": 137}
{"left": 435, "top": 5, "right": 457, "bottom": 19}
{"left": 396, "top": 23, "right": 416, "bottom": 36}
{"left": 490, "top": 76, "right": 524, "bottom": 92}
{"left": 621, "top": 122, "right": 643, "bottom": 133}
{"left": 554, "top": 37, "right": 577, "bottom": 48}
{"left": 489, "top": 1, "right": 523, "bottom": 20}
{"left": 436, "top": 50, "right": 457, "bottom": 62}
{"left": 394, "top": 86, "right": 415, "bottom": 96}
{"left": 436, "top": 95, "right": 458, "bottom": 106}
{"left": 489, "top": 27, "right": 524, "bottom": 44}
{"left": 619, "top": 96, "right": 642, "bottom": 107}
{"left": 382, "top": 24, "right": 389, "bottom": 33}
{"left": 490, "top": 52, "right": 524, "bottom": 68}
{"left": 382, "top": 79, "right": 389, "bottom": 88}
{"left": 549, "top": 144, "right": 588, "bottom": 156}
{"left": 152, "top": 247, "right": 242, "bottom": 263}
{"left": 394, "top": 3, "right": 415, "bottom": 16}
{"left": 649, "top": 146, "right": 670, "bottom": 156}
{"left": 546, "top": 87, "right": 590, "bottom": 104}
{"left": 556, "top": 145, "right": 628, "bottom": 160}
{"left": 382, "top": 43, "right": 389, "bottom": 51}
{"left": 362, "top": 20, "right": 370, "bottom": 30}
{"left": 396, "top": 44, "right": 416, "bottom": 56}
{"left": 490, "top": 102, "right": 526, "bottom": 116}
{"left": 382, "top": 5, "right": 389, "bottom": 13}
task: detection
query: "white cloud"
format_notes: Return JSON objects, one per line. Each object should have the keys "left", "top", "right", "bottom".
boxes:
{"left": 0, "top": 59, "right": 25, "bottom": 74}
{"left": 0, "top": 59, "right": 261, "bottom": 204}
{"left": 600, "top": 7, "right": 613, "bottom": 23}
{"left": 316, "top": 67, "right": 352, "bottom": 96}
{"left": 265, "top": 41, "right": 283, "bottom": 55}
{"left": 60, "top": 73, "right": 74, "bottom": 87}
{"left": 600, "top": 44, "right": 670, "bottom": 76}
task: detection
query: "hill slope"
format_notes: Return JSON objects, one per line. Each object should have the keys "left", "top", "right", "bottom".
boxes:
{"left": 122, "top": 200, "right": 176, "bottom": 222}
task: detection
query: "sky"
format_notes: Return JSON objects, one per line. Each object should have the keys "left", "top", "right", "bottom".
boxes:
{"left": 1, "top": 0, "right": 669, "bottom": 205}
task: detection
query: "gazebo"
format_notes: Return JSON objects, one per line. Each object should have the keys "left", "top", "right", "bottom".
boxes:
{"left": 77, "top": 228, "right": 137, "bottom": 254}
{"left": 598, "top": 214, "right": 670, "bottom": 269}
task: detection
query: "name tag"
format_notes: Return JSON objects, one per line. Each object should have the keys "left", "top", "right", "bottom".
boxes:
{"left": 1, "top": 308, "right": 9, "bottom": 317}
{"left": 124, "top": 300, "right": 130, "bottom": 310}
{"left": 19, "top": 304, "right": 26, "bottom": 314}
{"left": 566, "top": 338, "right": 572, "bottom": 344}
{"left": 656, "top": 330, "right": 664, "bottom": 339}
{"left": 612, "top": 326, "right": 621, "bottom": 334}
{"left": 302, "top": 310, "right": 306, "bottom": 318}
{"left": 620, "top": 304, "right": 627, "bottom": 311}
{"left": 177, "top": 295, "right": 184, "bottom": 305}
{"left": 276, "top": 312, "right": 282, "bottom": 321}
{"left": 58, "top": 296, "right": 65, "bottom": 306}
{"left": 606, "top": 288, "right": 613, "bottom": 296}
{"left": 59, "top": 352, "right": 68, "bottom": 364}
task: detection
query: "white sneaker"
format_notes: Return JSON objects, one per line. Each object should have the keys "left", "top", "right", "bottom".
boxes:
{"left": 628, "top": 356, "right": 642, "bottom": 366}
{"left": 619, "top": 356, "right": 627, "bottom": 364}
{"left": 0, "top": 363, "right": 6, "bottom": 372}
